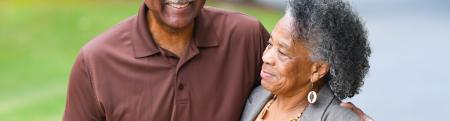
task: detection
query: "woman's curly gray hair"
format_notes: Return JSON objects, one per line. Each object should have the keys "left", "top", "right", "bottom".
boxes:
{"left": 288, "top": 0, "right": 371, "bottom": 99}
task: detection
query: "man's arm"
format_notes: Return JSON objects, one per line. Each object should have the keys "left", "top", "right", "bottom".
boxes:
{"left": 63, "top": 51, "right": 104, "bottom": 121}
{"left": 253, "top": 21, "right": 270, "bottom": 87}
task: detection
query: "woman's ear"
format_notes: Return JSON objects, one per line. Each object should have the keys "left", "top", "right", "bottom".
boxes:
{"left": 310, "top": 62, "right": 330, "bottom": 83}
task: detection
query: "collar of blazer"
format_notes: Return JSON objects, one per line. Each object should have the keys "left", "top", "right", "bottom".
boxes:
{"left": 241, "top": 85, "right": 335, "bottom": 121}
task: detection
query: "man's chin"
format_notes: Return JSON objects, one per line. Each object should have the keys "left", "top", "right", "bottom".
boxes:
{"left": 164, "top": 21, "right": 194, "bottom": 32}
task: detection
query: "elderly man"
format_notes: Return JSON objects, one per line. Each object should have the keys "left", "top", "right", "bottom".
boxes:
{"left": 63, "top": 0, "right": 268, "bottom": 120}
{"left": 63, "top": 0, "right": 369, "bottom": 121}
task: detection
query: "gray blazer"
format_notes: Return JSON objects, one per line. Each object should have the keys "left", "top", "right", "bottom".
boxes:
{"left": 241, "top": 85, "right": 360, "bottom": 121}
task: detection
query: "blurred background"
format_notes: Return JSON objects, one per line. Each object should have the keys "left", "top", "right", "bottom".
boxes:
{"left": 0, "top": 0, "right": 449, "bottom": 121}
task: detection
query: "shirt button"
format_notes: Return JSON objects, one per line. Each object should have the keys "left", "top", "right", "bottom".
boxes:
{"left": 178, "top": 84, "right": 184, "bottom": 90}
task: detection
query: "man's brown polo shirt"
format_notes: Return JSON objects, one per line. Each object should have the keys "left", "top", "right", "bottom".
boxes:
{"left": 63, "top": 4, "right": 270, "bottom": 121}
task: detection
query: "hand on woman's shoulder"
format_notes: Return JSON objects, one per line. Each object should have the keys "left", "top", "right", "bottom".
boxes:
{"left": 322, "top": 100, "right": 361, "bottom": 121}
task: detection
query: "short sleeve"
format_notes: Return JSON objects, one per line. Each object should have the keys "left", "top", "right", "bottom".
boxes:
{"left": 253, "top": 22, "right": 270, "bottom": 87}
{"left": 63, "top": 50, "right": 104, "bottom": 121}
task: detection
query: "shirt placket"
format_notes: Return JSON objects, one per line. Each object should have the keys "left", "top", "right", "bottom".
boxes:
{"left": 167, "top": 39, "right": 199, "bottom": 121}
{"left": 172, "top": 55, "right": 195, "bottom": 121}
{"left": 172, "top": 70, "right": 190, "bottom": 121}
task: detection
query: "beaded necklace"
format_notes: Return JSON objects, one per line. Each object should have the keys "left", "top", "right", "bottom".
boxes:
{"left": 258, "top": 96, "right": 305, "bottom": 121}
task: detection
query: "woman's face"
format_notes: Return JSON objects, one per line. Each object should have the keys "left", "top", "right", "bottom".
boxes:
{"left": 260, "top": 16, "right": 315, "bottom": 96}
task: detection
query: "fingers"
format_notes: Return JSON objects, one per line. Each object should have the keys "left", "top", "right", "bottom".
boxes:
{"left": 340, "top": 102, "right": 374, "bottom": 121}
{"left": 363, "top": 115, "right": 374, "bottom": 121}
{"left": 340, "top": 102, "right": 364, "bottom": 117}
{"left": 340, "top": 102, "right": 354, "bottom": 109}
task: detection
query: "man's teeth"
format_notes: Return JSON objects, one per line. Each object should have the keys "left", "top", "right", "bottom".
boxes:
{"left": 167, "top": 2, "right": 190, "bottom": 9}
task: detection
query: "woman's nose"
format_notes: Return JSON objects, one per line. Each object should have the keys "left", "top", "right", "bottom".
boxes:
{"left": 262, "top": 47, "right": 275, "bottom": 66}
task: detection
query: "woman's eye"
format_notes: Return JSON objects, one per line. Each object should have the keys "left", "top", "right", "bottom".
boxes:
{"left": 277, "top": 49, "right": 292, "bottom": 61}
{"left": 278, "top": 49, "right": 287, "bottom": 56}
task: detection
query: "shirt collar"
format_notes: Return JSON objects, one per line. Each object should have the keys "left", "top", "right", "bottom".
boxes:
{"left": 131, "top": 4, "right": 218, "bottom": 58}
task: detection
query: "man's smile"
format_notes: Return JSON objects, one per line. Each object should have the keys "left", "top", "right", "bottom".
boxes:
{"left": 165, "top": 0, "right": 193, "bottom": 9}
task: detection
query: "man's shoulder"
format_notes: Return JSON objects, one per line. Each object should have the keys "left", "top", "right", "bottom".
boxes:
{"left": 81, "top": 15, "right": 137, "bottom": 60}
{"left": 204, "top": 7, "right": 258, "bottom": 21}
{"left": 201, "top": 7, "right": 269, "bottom": 45}
{"left": 203, "top": 7, "right": 263, "bottom": 30}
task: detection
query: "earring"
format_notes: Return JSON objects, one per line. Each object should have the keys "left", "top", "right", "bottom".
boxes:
{"left": 307, "top": 82, "right": 317, "bottom": 104}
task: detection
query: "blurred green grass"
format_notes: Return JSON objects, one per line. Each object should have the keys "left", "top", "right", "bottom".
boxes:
{"left": 0, "top": 0, "right": 281, "bottom": 120}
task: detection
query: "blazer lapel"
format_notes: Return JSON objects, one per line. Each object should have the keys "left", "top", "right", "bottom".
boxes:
{"left": 241, "top": 86, "right": 272, "bottom": 121}
{"left": 299, "top": 85, "right": 335, "bottom": 120}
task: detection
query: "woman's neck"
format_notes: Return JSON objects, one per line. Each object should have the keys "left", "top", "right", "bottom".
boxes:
{"left": 275, "top": 89, "right": 309, "bottom": 112}
{"left": 275, "top": 81, "right": 325, "bottom": 112}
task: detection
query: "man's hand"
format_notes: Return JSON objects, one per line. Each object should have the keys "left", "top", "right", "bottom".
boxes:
{"left": 340, "top": 102, "right": 374, "bottom": 121}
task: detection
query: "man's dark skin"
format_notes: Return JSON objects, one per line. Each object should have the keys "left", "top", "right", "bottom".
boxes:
{"left": 140, "top": 0, "right": 371, "bottom": 120}
{"left": 144, "top": 0, "right": 205, "bottom": 57}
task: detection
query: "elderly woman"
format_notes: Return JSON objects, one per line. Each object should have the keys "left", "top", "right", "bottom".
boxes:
{"left": 241, "top": 0, "right": 371, "bottom": 121}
